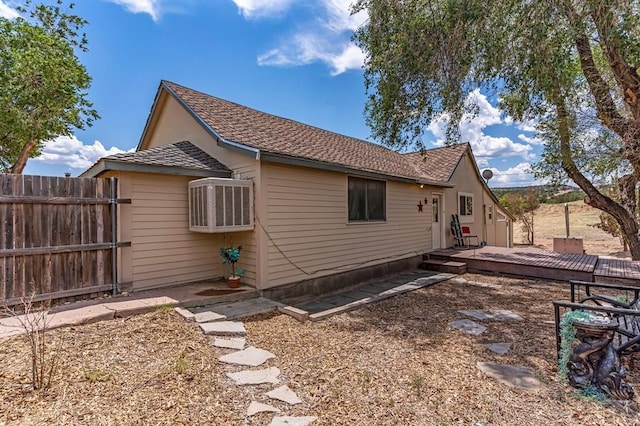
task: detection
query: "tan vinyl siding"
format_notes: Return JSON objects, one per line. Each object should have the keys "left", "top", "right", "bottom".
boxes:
{"left": 115, "top": 172, "right": 256, "bottom": 290}
{"left": 445, "top": 153, "right": 512, "bottom": 248}
{"left": 143, "top": 94, "right": 256, "bottom": 173}
{"left": 131, "top": 94, "right": 260, "bottom": 288}
{"left": 262, "top": 163, "right": 431, "bottom": 288}
{"left": 125, "top": 173, "right": 223, "bottom": 290}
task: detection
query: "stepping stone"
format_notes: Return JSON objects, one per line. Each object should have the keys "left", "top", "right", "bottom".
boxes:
{"left": 269, "top": 416, "right": 317, "bottom": 426}
{"left": 528, "top": 284, "right": 554, "bottom": 289}
{"left": 247, "top": 401, "right": 280, "bottom": 416}
{"left": 448, "top": 319, "right": 487, "bottom": 336}
{"left": 219, "top": 346, "right": 276, "bottom": 367}
{"left": 203, "top": 297, "right": 283, "bottom": 320}
{"left": 195, "top": 311, "right": 226, "bottom": 323}
{"left": 477, "top": 362, "right": 541, "bottom": 389}
{"left": 200, "top": 321, "right": 246, "bottom": 336}
{"left": 481, "top": 343, "right": 512, "bottom": 355}
{"left": 448, "top": 277, "right": 468, "bottom": 285}
{"left": 174, "top": 307, "right": 195, "bottom": 321}
{"left": 458, "top": 310, "right": 493, "bottom": 320}
{"left": 212, "top": 337, "right": 246, "bottom": 350}
{"left": 467, "top": 280, "right": 502, "bottom": 289}
{"left": 265, "top": 385, "right": 302, "bottom": 405}
{"left": 489, "top": 309, "right": 523, "bottom": 320}
{"left": 226, "top": 367, "right": 280, "bottom": 385}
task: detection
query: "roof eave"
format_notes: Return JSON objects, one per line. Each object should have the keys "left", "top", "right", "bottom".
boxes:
{"left": 136, "top": 81, "right": 166, "bottom": 152}
{"left": 261, "top": 152, "right": 451, "bottom": 186}
{"left": 81, "top": 159, "right": 232, "bottom": 179}
{"left": 161, "top": 82, "right": 260, "bottom": 160}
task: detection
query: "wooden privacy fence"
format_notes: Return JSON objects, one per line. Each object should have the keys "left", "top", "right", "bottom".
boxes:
{"left": 0, "top": 174, "right": 130, "bottom": 306}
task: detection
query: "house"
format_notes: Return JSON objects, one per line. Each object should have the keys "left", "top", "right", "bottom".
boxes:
{"left": 82, "top": 81, "right": 513, "bottom": 298}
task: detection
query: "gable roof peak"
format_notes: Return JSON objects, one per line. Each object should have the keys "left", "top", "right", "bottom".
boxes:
{"left": 156, "top": 81, "right": 461, "bottom": 184}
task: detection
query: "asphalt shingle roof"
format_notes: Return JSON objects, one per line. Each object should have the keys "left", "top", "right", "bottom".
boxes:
{"left": 163, "top": 81, "right": 441, "bottom": 181}
{"left": 403, "top": 144, "right": 469, "bottom": 182}
{"left": 105, "top": 141, "right": 231, "bottom": 173}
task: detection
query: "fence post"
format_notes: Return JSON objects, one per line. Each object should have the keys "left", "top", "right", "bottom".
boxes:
{"left": 110, "top": 177, "right": 118, "bottom": 295}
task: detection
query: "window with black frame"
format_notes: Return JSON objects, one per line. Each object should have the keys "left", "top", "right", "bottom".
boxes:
{"left": 348, "top": 177, "right": 386, "bottom": 221}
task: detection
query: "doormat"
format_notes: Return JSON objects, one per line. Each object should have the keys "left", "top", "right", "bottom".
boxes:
{"left": 195, "top": 289, "right": 245, "bottom": 296}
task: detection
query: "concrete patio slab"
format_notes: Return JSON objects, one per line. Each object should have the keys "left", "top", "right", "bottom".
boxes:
{"left": 100, "top": 297, "right": 178, "bottom": 317}
{"left": 48, "top": 304, "right": 116, "bottom": 328}
{"left": 219, "top": 346, "right": 276, "bottom": 367}
{"left": 195, "top": 297, "right": 283, "bottom": 320}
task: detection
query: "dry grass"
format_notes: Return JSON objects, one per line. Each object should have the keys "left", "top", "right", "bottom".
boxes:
{"left": 1, "top": 274, "right": 639, "bottom": 425}
{"left": 513, "top": 201, "right": 628, "bottom": 257}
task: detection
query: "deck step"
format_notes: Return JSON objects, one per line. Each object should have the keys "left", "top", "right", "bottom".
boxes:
{"left": 420, "top": 259, "right": 467, "bottom": 274}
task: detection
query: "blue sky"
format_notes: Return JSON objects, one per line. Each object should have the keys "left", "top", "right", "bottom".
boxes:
{"left": 2, "top": 0, "right": 543, "bottom": 187}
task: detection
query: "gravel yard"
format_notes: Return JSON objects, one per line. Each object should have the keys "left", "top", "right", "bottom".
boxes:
{"left": 1, "top": 273, "right": 638, "bottom": 425}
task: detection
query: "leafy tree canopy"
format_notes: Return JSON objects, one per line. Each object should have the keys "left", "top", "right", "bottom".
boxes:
{"left": 0, "top": 0, "right": 98, "bottom": 173}
{"left": 353, "top": 0, "right": 640, "bottom": 258}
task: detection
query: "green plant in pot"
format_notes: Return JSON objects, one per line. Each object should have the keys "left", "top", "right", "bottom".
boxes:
{"left": 219, "top": 245, "right": 244, "bottom": 288}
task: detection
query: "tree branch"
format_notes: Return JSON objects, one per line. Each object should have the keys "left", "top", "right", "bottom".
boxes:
{"left": 560, "top": 0, "right": 629, "bottom": 137}
{"left": 590, "top": 1, "right": 640, "bottom": 122}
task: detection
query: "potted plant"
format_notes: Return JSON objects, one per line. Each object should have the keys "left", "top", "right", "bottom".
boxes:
{"left": 219, "top": 245, "right": 244, "bottom": 288}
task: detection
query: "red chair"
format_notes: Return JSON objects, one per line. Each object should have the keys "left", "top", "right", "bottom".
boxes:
{"left": 461, "top": 226, "right": 480, "bottom": 247}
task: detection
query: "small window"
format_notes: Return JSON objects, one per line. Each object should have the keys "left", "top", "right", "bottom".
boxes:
{"left": 348, "top": 177, "right": 386, "bottom": 221}
{"left": 487, "top": 205, "right": 493, "bottom": 222}
{"left": 459, "top": 192, "right": 474, "bottom": 217}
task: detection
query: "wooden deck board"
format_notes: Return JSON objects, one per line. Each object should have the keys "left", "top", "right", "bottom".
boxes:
{"left": 594, "top": 258, "right": 640, "bottom": 286}
{"left": 430, "top": 246, "right": 602, "bottom": 282}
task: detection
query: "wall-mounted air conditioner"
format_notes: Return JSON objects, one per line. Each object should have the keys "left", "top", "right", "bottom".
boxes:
{"left": 188, "top": 178, "right": 254, "bottom": 233}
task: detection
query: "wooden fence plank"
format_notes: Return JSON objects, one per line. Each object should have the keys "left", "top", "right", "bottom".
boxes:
{"left": 0, "top": 175, "right": 129, "bottom": 304}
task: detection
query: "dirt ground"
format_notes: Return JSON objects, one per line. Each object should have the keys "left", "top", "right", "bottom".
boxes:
{"left": 1, "top": 273, "right": 638, "bottom": 425}
{"left": 512, "top": 201, "right": 630, "bottom": 258}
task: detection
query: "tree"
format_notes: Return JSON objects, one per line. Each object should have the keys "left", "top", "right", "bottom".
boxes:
{"left": 499, "top": 189, "right": 540, "bottom": 245}
{"left": 0, "top": 0, "right": 98, "bottom": 173}
{"left": 353, "top": 1, "right": 640, "bottom": 259}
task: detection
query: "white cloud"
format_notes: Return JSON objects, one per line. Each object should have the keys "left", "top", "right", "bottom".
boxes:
{"left": 327, "top": 43, "right": 365, "bottom": 75}
{"left": 487, "top": 163, "right": 541, "bottom": 187}
{"left": 517, "top": 133, "right": 544, "bottom": 145}
{"left": 237, "top": 0, "right": 367, "bottom": 75}
{"left": 428, "top": 90, "right": 536, "bottom": 162}
{"left": 0, "top": 1, "right": 19, "bottom": 19}
{"left": 231, "top": 0, "right": 297, "bottom": 19}
{"left": 33, "top": 135, "right": 131, "bottom": 169}
{"left": 106, "top": 0, "right": 161, "bottom": 21}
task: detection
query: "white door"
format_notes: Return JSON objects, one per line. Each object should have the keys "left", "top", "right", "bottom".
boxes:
{"left": 432, "top": 194, "right": 442, "bottom": 249}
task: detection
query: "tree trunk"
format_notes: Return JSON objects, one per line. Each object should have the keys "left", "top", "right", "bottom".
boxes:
{"left": 8, "top": 140, "right": 38, "bottom": 174}
{"left": 618, "top": 174, "right": 637, "bottom": 220}
{"left": 552, "top": 88, "right": 640, "bottom": 259}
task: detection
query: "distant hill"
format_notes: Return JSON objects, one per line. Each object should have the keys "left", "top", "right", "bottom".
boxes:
{"left": 492, "top": 184, "right": 585, "bottom": 204}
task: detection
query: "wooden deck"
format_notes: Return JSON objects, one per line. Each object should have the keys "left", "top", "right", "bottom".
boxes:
{"left": 594, "top": 257, "right": 640, "bottom": 285}
{"left": 428, "top": 246, "right": 629, "bottom": 283}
